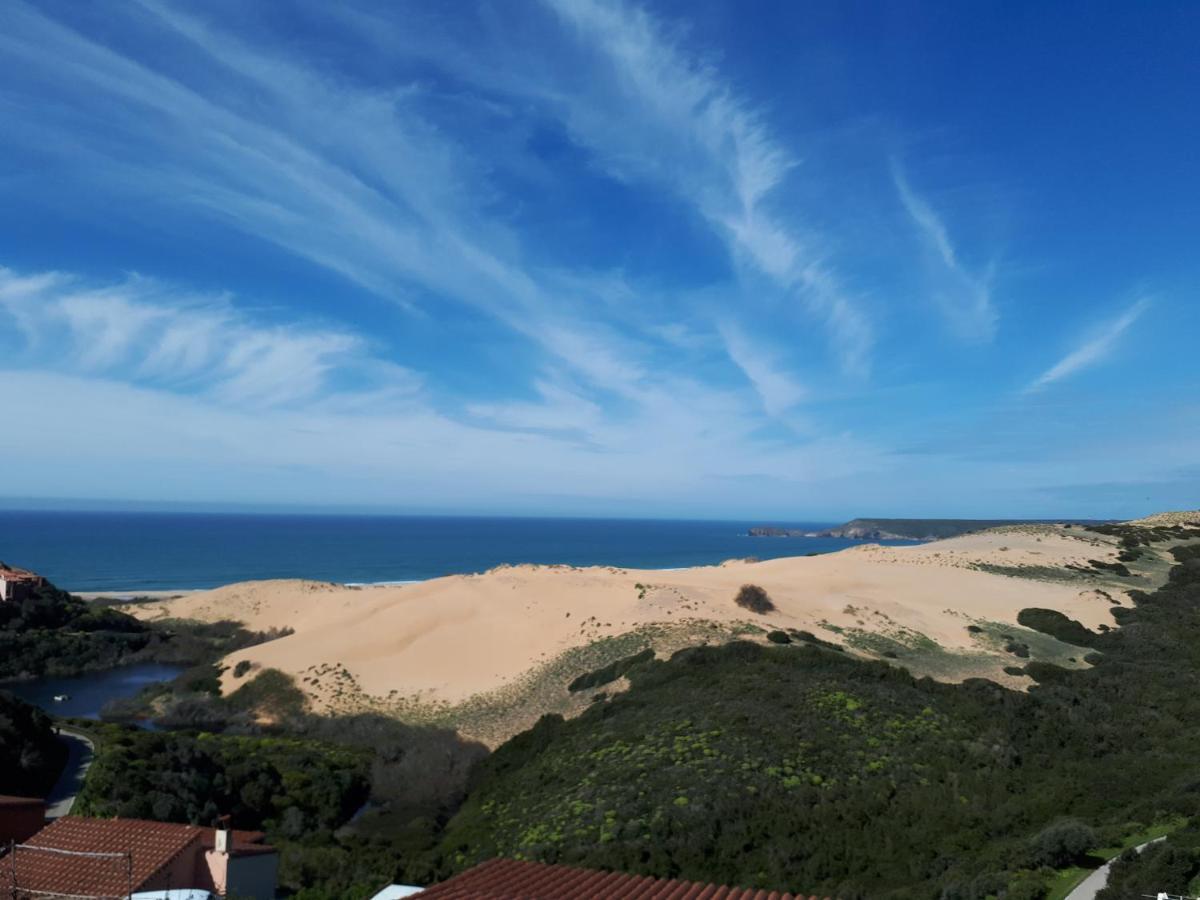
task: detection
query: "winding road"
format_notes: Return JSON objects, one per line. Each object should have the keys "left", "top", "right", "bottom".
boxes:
{"left": 45, "top": 728, "right": 94, "bottom": 819}
{"left": 1064, "top": 836, "right": 1167, "bottom": 900}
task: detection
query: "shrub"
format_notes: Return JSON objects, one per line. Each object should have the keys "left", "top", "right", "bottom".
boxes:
{"left": 1090, "top": 559, "right": 1132, "bottom": 577}
{"left": 176, "top": 662, "right": 223, "bottom": 695}
{"left": 233, "top": 660, "right": 253, "bottom": 678}
{"left": 1028, "top": 819, "right": 1097, "bottom": 868}
{"left": 1005, "top": 641, "right": 1031, "bottom": 659}
{"left": 1017, "top": 608, "right": 1098, "bottom": 647}
{"left": 569, "top": 648, "right": 655, "bottom": 692}
{"left": 734, "top": 584, "right": 776, "bottom": 614}
{"left": 226, "top": 668, "right": 307, "bottom": 716}
{"left": 789, "top": 630, "right": 844, "bottom": 652}
{"left": 766, "top": 630, "right": 791, "bottom": 644}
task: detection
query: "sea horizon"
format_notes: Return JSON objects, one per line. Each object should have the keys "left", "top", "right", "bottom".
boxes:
{"left": 0, "top": 508, "right": 903, "bottom": 593}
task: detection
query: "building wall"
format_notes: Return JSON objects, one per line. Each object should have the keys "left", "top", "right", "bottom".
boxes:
{"left": 0, "top": 802, "right": 47, "bottom": 844}
{"left": 204, "top": 849, "right": 277, "bottom": 900}
{"left": 0, "top": 579, "right": 39, "bottom": 603}
{"left": 227, "top": 853, "right": 279, "bottom": 900}
{"left": 139, "top": 842, "right": 207, "bottom": 893}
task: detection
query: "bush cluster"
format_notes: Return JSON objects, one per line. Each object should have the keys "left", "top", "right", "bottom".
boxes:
{"left": 733, "top": 583, "right": 775, "bottom": 614}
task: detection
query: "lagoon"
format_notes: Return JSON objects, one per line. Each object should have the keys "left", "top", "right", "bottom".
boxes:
{"left": 4, "top": 663, "right": 184, "bottom": 721}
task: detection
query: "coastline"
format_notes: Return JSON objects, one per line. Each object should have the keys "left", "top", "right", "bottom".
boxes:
{"left": 77, "top": 589, "right": 200, "bottom": 602}
{"left": 1, "top": 511, "right": 858, "bottom": 598}
{"left": 73, "top": 560, "right": 818, "bottom": 599}
{"left": 120, "top": 523, "right": 1148, "bottom": 744}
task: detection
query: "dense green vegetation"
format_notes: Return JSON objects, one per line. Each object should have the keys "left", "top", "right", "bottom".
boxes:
{"left": 1097, "top": 820, "right": 1200, "bottom": 898}
{"left": 0, "top": 580, "right": 151, "bottom": 678}
{"left": 73, "top": 707, "right": 487, "bottom": 898}
{"left": 419, "top": 536, "right": 1200, "bottom": 898}
{"left": 12, "top": 523, "right": 1200, "bottom": 898}
{"left": 75, "top": 723, "right": 380, "bottom": 896}
{"left": 568, "top": 648, "right": 655, "bottom": 692}
{"left": 1015, "top": 609, "right": 1099, "bottom": 647}
{"left": 0, "top": 690, "right": 65, "bottom": 797}
{"left": 0, "top": 578, "right": 287, "bottom": 681}
{"left": 102, "top": 662, "right": 311, "bottom": 730}
{"left": 76, "top": 726, "right": 370, "bottom": 833}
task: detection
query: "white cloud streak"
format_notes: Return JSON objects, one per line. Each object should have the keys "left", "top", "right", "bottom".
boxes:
{"left": 1025, "top": 298, "right": 1150, "bottom": 393}
{"left": 0, "top": 0, "right": 637, "bottom": 403}
{"left": 0, "top": 266, "right": 416, "bottom": 409}
{"left": 0, "top": 261, "right": 892, "bottom": 513}
{"left": 718, "top": 323, "right": 806, "bottom": 416}
{"left": 892, "top": 162, "right": 997, "bottom": 341}
{"left": 540, "top": 0, "right": 875, "bottom": 375}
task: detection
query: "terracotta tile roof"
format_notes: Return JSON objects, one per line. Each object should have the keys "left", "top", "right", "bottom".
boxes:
{"left": 417, "top": 858, "right": 834, "bottom": 899}
{"left": 0, "top": 816, "right": 202, "bottom": 898}
{"left": 0, "top": 564, "right": 42, "bottom": 583}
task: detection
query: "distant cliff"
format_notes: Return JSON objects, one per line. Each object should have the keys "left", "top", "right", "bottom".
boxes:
{"left": 748, "top": 518, "right": 1076, "bottom": 541}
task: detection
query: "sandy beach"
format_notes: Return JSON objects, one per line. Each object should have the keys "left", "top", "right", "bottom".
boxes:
{"left": 121, "top": 521, "right": 1165, "bottom": 743}
{"left": 77, "top": 589, "right": 200, "bottom": 602}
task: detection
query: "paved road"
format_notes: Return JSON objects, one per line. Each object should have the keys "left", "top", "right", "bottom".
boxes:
{"left": 45, "top": 729, "right": 95, "bottom": 819}
{"left": 1064, "top": 836, "right": 1167, "bottom": 900}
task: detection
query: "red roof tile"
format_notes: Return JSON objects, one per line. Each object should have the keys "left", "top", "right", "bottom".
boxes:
{"left": 0, "top": 565, "right": 42, "bottom": 583}
{"left": 0, "top": 816, "right": 202, "bottom": 898}
{"left": 417, "top": 858, "right": 833, "bottom": 900}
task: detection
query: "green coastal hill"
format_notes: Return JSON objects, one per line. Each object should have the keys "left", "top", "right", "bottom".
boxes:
{"left": 750, "top": 517, "right": 1110, "bottom": 541}
{"left": 424, "top": 522, "right": 1200, "bottom": 898}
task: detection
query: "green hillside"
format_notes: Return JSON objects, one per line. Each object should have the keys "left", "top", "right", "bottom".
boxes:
{"left": 430, "top": 526, "right": 1200, "bottom": 898}
{"left": 830, "top": 518, "right": 1044, "bottom": 539}
{"left": 0, "top": 690, "right": 65, "bottom": 797}
{"left": 0, "top": 573, "right": 291, "bottom": 685}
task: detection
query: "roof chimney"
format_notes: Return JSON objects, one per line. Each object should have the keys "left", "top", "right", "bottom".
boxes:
{"left": 215, "top": 814, "right": 232, "bottom": 854}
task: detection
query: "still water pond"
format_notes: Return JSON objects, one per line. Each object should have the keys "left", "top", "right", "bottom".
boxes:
{"left": 4, "top": 663, "right": 183, "bottom": 721}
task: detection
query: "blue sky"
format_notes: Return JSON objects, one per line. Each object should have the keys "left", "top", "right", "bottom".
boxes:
{"left": 1, "top": 0, "right": 1197, "bottom": 519}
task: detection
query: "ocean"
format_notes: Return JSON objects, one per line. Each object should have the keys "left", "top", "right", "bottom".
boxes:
{"left": 0, "top": 510, "right": 917, "bottom": 593}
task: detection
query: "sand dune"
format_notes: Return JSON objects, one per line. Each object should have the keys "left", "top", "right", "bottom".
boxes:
{"left": 126, "top": 521, "right": 1161, "bottom": 744}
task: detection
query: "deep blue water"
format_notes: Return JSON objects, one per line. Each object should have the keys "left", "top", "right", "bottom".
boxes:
{"left": 0, "top": 510, "right": 917, "bottom": 592}
{"left": 4, "top": 663, "right": 185, "bottom": 721}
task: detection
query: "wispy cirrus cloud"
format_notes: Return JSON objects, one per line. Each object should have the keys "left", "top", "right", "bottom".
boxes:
{"left": 0, "top": 0, "right": 617, "bottom": 399}
{"left": 0, "top": 265, "right": 418, "bottom": 409}
{"left": 539, "top": 0, "right": 875, "bottom": 376}
{"left": 718, "top": 323, "right": 806, "bottom": 417}
{"left": 892, "top": 162, "right": 997, "bottom": 342}
{"left": 3, "top": 0, "right": 1182, "bottom": 517}
{"left": 1025, "top": 298, "right": 1150, "bottom": 393}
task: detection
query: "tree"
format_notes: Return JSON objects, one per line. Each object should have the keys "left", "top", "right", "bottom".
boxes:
{"left": 1028, "top": 819, "right": 1097, "bottom": 868}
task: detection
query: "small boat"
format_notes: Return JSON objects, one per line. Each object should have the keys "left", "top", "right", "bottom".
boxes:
{"left": 52, "top": 694, "right": 70, "bottom": 702}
